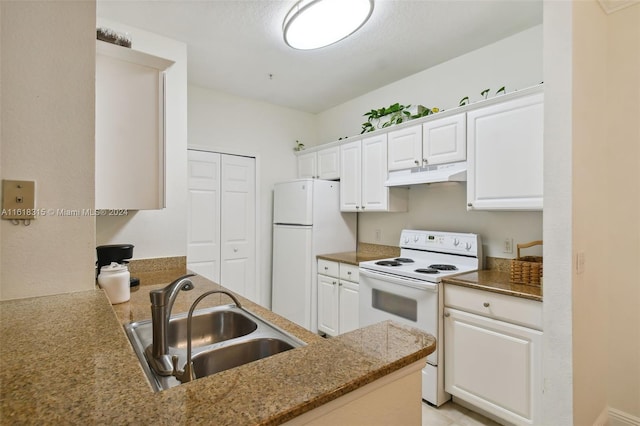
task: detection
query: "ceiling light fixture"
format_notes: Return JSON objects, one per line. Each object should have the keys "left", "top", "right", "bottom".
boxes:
{"left": 283, "top": 0, "right": 374, "bottom": 50}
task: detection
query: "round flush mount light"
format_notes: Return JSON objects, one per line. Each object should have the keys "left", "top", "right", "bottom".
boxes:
{"left": 283, "top": 0, "right": 374, "bottom": 50}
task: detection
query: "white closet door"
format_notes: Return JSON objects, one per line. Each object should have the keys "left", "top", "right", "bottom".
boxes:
{"left": 187, "top": 151, "right": 221, "bottom": 282}
{"left": 220, "top": 154, "right": 256, "bottom": 301}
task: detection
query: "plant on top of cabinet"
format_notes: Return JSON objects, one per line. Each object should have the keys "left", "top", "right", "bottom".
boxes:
{"left": 360, "top": 103, "right": 439, "bottom": 134}
{"left": 294, "top": 140, "right": 305, "bottom": 152}
{"left": 460, "top": 86, "right": 507, "bottom": 106}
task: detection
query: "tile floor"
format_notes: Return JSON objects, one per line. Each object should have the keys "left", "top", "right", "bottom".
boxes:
{"left": 422, "top": 401, "right": 502, "bottom": 426}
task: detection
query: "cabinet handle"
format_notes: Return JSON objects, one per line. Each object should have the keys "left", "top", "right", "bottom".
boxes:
{"left": 347, "top": 271, "right": 351, "bottom": 275}
{"left": 356, "top": 206, "right": 360, "bottom": 210}
{"left": 467, "top": 203, "right": 473, "bottom": 207}
{"left": 333, "top": 281, "right": 337, "bottom": 285}
{"left": 444, "top": 312, "right": 450, "bottom": 317}
{"left": 483, "top": 302, "right": 490, "bottom": 308}
{"left": 324, "top": 266, "right": 328, "bottom": 271}
{"left": 361, "top": 206, "right": 365, "bottom": 210}
{"left": 423, "top": 158, "right": 428, "bottom": 164}
{"left": 414, "top": 160, "right": 420, "bottom": 166}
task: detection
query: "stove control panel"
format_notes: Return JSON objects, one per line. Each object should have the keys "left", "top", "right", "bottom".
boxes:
{"left": 400, "top": 230, "right": 480, "bottom": 256}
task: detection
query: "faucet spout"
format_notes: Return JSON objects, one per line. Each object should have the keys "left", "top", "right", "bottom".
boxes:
{"left": 173, "top": 290, "right": 242, "bottom": 384}
{"left": 146, "top": 273, "right": 196, "bottom": 376}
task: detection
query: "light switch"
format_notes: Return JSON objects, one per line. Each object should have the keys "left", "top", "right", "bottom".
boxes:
{"left": 2, "top": 180, "right": 36, "bottom": 220}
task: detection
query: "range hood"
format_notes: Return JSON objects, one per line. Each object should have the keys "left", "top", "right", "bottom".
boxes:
{"left": 385, "top": 161, "right": 467, "bottom": 187}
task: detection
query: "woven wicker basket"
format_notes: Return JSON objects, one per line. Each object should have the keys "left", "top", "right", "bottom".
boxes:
{"left": 510, "top": 240, "right": 543, "bottom": 285}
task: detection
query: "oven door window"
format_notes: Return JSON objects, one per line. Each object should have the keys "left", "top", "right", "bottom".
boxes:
{"left": 372, "top": 288, "right": 417, "bottom": 322}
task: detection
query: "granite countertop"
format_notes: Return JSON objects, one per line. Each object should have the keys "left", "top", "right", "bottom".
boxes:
{"left": 317, "top": 243, "right": 400, "bottom": 266}
{"left": 0, "top": 275, "right": 435, "bottom": 425}
{"left": 443, "top": 270, "right": 543, "bottom": 302}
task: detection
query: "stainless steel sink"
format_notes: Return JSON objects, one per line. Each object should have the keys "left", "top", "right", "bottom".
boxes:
{"left": 192, "top": 338, "right": 295, "bottom": 378}
{"left": 125, "top": 304, "right": 305, "bottom": 391}
{"left": 166, "top": 309, "right": 257, "bottom": 349}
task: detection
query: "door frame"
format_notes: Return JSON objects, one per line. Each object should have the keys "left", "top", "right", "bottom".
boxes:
{"left": 188, "top": 145, "right": 262, "bottom": 304}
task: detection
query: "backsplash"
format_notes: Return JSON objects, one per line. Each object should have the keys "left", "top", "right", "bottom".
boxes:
{"left": 127, "top": 256, "right": 187, "bottom": 286}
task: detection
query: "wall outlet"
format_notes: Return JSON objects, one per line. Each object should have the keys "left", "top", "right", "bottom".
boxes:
{"left": 503, "top": 237, "right": 513, "bottom": 254}
{"left": 375, "top": 229, "right": 382, "bottom": 242}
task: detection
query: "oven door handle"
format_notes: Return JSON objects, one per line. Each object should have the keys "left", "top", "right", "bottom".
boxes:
{"left": 359, "top": 268, "right": 439, "bottom": 292}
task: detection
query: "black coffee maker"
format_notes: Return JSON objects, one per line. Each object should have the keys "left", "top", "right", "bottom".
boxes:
{"left": 96, "top": 244, "right": 140, "bottom": 287}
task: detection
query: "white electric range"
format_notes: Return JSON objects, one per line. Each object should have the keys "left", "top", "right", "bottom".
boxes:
{"left": 359, "top": 229, "right": 482, "bottom": 406}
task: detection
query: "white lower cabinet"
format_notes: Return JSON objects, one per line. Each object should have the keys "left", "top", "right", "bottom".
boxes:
{"left": 444, "top": 284, "right": 542, "bottom": 425}
{"left": 317, "top": 260, "right": 359, "bottom": 336}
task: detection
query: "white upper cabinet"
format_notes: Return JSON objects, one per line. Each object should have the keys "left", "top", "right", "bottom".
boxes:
{"left": 466, "top": 89, "right": 544, "bottom": 210}
{"left": 296, "top": 151, "right": 317, "bottom": 179}
{"left": 388, "top": 113, "right": 466, "bottom": 171}
{"left": 387, "top": 125, "right": 423, "bottom": 171}
{"left": 297, "top": 146, "right": 340, "bottom": 180}
{"left": 423, "top": 112, "right": 466, "bottom": 165}
{"left": 317, "top": 146, "right": 340, "bottom": 179}
{"left": 340, "top": 136, "right": 408, "bottom": 212}
{"left": 95, "top": 41, "right": 174, "bottom": 210}
{"left": 339, "top": 140, "right": 362, "bottom": 212}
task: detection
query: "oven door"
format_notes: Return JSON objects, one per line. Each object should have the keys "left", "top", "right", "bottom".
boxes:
{"left": 359, "top": 268, "right": 439, "bottom": 365}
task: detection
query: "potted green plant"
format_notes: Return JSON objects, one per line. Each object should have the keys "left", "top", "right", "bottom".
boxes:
{"left": 360, "top": 103, "right": 437, "bottom": 134}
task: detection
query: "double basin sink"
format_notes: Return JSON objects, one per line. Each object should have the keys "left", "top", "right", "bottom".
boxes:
{"left": 125, "top": 304, "right": 306, "bottom": 391}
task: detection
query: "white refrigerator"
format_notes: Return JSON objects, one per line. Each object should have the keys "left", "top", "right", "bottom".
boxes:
{"left": 271, "top": 179, "right": 356, "bottom": 332}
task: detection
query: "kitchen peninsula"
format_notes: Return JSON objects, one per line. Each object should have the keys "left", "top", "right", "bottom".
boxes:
{"left": 0, "top": 275, "right": 434, "bottom": 425}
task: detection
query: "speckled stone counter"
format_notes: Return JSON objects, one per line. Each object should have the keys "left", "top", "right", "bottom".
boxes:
{"left": 317, "top": 243, "right": 400, "bottom": 265}
{"left": 443, "top": 270, "right": 543, "bottom": 301}
{"left": 0, "top": 275, "right": 435, "bottom": 425}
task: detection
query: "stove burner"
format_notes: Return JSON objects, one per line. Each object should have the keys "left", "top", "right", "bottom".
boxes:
{"left": 376, "top": 260, "right": 402, "bottom": 267}
{"left": 394, "top": 258, "right": 414, "bottom": 263}
{"left": 415, "top": 268, "right": 439, "bottom": 274}
{"left": 428, "top": 264, "right": 458, "bottom": 271}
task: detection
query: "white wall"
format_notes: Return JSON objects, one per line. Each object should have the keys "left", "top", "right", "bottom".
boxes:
{"left": 315, "top": 25, "right": 543, "bottom": 144}
{"left": 95, "top": 19, "right": 188, "bottom": 260}
{"left": 541, "top": 1, "right": 575, "bottom": 424}
{"left": 188, "top": 85, "right": 317, "bottom": 307}
{"left": 0, "top": 1, "right": 97, "bottom": 300}
{"left": 316, "top": 26, "right": 544, "bottom": 257}
{"left": 603, "top": 3, "right": 640, "bottom": 421}
{"left": 543, "top": 2, "right": 640, "bottom": 424}
{"left": 571, "top": 2, "right": 609, "bottom": 424}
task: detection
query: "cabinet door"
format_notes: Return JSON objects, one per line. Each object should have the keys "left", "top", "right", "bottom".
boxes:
{"left": 187, "top": 151, "right": 221, "bottom": 283}
{"left": 297, "top": 151, "right": 317, "bottom": 179}
{"left": 317, "top": 274, "right": 339, "bottom": 336}
{"left": 96, "top": 43, "right": 169, "bottom": 210}
{"left": 339, "top": 140, "right": 362, "bottom": 212}
{"left": 423, "top": 113, "right": 466, "bottom": 165}
{"left": 339, "top": 280, "right": 359, "bottom": 334}
{"left": 387, "top": 125, "right": 422, "bottom": 171}
{"left": 444, "top": 308, "right": 542, "bottom": 425}
{"left": 467, "top": 92, "right": 544, "bottom": 210}
{"left": 220, "top": 155, "right": 256, "bottom": 301}
{"left": 317, "top": 146, "right": 340, "bottom": 180}
{"left": 361, "top": 134, "right": 389, "bottom": 211}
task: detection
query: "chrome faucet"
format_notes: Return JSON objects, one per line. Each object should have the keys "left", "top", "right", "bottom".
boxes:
{"left": 172, "top": 290, "right": 242, "bottom": 384}
{"left": 145, "top": 274, "right": 196, "bottom": 376}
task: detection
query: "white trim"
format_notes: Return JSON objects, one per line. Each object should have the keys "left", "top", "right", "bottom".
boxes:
{"left": 594, "top": 406, "right": 609, "bottom": 426}
{"left": 610, "top": 407, "right": 640, "bottom": 426}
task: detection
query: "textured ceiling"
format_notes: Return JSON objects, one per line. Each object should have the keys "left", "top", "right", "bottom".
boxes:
{"left": 97, "top": 0, "right": 542, "bottom": 113}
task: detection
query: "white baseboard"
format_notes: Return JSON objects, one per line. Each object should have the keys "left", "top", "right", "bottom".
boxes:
{"left": 594, "top": 406, "right": 609, "bottom": 426}
{"left": 609, "top": 407, "right": 640, "bottom": 426}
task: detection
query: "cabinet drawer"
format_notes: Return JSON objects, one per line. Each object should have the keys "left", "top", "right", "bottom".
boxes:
{"left": 339, "top": 263, "right": 359, "bottom": 282}
{"left": 444, "top": 284, "right": 542, "bottom": 330}
{"left": 318, "top": 259, "right": 339, "bottom": 277}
